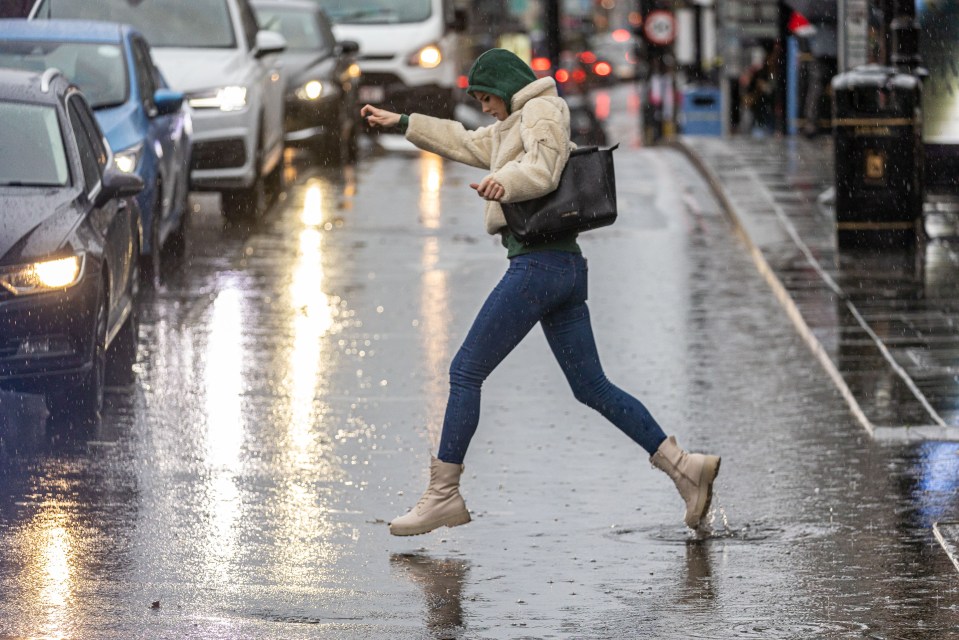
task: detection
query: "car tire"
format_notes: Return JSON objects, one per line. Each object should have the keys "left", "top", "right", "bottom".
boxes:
{"left": 222, "top": 135, "right": 266, "bottom": 221}
{"left": 47, "top": 278, "right": 107, "bottom": 423}
{"left": 143, "top": 185, "right": 163, "bottom": 281}
{"left": 310, "top": 133, "right": 340, "bottom": 167}
{"left": 164, "top": 215, "right": 186, "bottom": 258}
{"left": 343, "top": 122, "right": 358, "bottom": 165}
{"left": 264, "top": 155, "right": 284, "bottom": 205}
{"left": 107, "top": 254, "right": 139, "bottom": 385}
{"left": 163, "top": 175, "right": 188, "bottom": 258}
{"left": 106, "top": 307, "right": 139, "bottom": 386}
{"left": 221, "top": 170, "right": 265, "bottom": 221}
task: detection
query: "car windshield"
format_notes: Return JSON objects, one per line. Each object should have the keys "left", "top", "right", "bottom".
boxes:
{"left": 256, "top": 8, "right": 332, "bottom": 51}
{"left": 31, "top": 0, "right": 236, "bottom": 49}
{"left": 0, "top": 41, "right": 127, "bottom": 109}
{"left": 0, "top": 102, "right": 69, "bottom": 188}
{"left": 314, "top": 0, "right": 431, "bottom": 24}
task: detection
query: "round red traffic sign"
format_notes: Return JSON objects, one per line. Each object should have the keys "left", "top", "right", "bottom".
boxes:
{"left": 644, "top": 10, "right": 676, "bottom": 46}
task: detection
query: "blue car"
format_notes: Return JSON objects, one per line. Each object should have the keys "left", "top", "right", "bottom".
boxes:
{"left": 0, "top": 19, "right": 192, "bottom": 263}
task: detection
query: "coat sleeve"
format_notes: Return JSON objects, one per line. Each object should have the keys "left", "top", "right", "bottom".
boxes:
{"left": 490, "top": 98, "right": 571, "bottom": 203}
{"left": 405, "top": 113, "right": 494, "bottom": 168}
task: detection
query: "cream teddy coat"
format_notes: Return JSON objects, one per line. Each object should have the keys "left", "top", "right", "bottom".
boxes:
{"left": 405, "top": 76, "right": 574, "bottom": 235}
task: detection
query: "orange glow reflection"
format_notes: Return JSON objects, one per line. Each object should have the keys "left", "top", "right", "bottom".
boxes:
{"left": 419, "top": 152, "right": 443, "bottom": 229}
{"left": 17, "top": 510, "right": 77, "bottom": 638}
{"left": 271, "top": 185, "right": 340, "bottom": 581}
{"left": 420, "top": 235, "right": 451, "bottom": 447}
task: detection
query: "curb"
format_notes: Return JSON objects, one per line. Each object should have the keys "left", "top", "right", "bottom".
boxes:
{"left": 933, "top": 522, "right": 959, "bottom": 574}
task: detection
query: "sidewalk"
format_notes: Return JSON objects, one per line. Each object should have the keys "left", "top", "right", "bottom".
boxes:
{"left": 675, "top": 134, "right": 959, "bottom": 442}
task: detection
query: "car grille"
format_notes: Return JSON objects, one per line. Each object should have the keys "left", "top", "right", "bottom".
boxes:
{"left": 359, "top": 72, "right": 402, "bottom": 88}
{"left": 192, "top": 139, "right": 246, "bottom": 170}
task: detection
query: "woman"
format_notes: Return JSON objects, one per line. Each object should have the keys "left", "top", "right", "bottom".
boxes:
{"left": 361, "top": 49, "right": 720, "bottom": 536}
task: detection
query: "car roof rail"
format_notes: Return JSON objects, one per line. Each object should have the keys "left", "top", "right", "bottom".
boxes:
{"left": 40, "top": 67, "right": 63, "bottom": 93}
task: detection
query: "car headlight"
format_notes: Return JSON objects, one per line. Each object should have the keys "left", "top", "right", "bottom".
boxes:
{"left": 0, "top": 255, "right": 84, "bottom": 296}
{"left": 408, "top": 44, "right": 442, "bottom": 69}
{"left": 188, "top": 86, "right": 248, "bottom": 112}
{"left": 114, "top": 142, "right": 143, "bottom": 174}
{"left": 295, "top": 80, "right": 324, "bottom": 101}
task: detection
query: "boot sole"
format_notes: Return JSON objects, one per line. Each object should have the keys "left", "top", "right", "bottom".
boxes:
{"left": 389, "top": 510, "right": 471, "bottom": 537}
{"left": 687, "top": 455, "right": 721, "bottom": 529}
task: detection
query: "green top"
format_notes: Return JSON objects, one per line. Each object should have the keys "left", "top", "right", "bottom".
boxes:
{"left": 502, "top": 230, "right": 581, "bottom": 258}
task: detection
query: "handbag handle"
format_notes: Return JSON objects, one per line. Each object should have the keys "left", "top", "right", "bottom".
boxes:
{"left": 569, "top": 143, "right": 620, "bottom": 157}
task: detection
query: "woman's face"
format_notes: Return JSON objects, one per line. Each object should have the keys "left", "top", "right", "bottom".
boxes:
{"left": 474, "top": 91, "right": 508, "bottom": 121}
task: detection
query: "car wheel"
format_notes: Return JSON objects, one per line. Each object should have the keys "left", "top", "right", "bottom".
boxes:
{"left": 107, "top": 256, "right": 139, "bottom": 385}
{"left": 221, "top": 169, "right": 265, "bottom": 221}
{"left": 160, "top": 176, "right": 187, "bottom": 259}
{"left": 47, "top": 278, "right": 107, "bottom": 423}
{"left": 264, "top": 156, "right": 284, "bottom": 205}
{"left": 106, "top": 308, "right": 138, "bottom": 386}
{"left": 164, "top": 213, "right": 186, "bottom": 258}
{"left": 309, "top": 133, "right": 340, "bottom": 167}
{"left": 343, "top": 121, "right": 358, "bottom": 166}
{"left": 222, "top": 136, "right": 266, "bottom": 221}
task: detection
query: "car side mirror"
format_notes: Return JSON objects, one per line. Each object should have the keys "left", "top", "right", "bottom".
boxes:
{"left": 153, "top": 88, "right": 184, "bottom": 116}
{"left": 337, "top": 40, "right": 360, "bottom": 56}
{"left": 96, "top": 167, "right": 144, "bottom": 207}
{"left": 254, "top": 30, "right": 287, "bottom": 57}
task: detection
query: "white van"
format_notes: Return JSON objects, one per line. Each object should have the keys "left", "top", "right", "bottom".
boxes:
{"left": 312, "top": 0, "right": 466, "bottom": 119}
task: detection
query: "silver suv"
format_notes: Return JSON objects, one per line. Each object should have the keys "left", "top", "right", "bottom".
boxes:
{"left": 31, "top": 0, "right": 287, "bottom": 219}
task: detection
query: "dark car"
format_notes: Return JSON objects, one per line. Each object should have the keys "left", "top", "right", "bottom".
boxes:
{"left": 0, "top": 19, "right": 193, "bottom": 268}
{"left": 252, "top": 0, "right": 360, "bottom": 163}
{"left": 0, "top": 67, "right": 143, "bottom": 422}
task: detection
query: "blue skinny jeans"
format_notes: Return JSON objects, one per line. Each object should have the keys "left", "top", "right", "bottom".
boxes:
{"left": 437, "top": 251, "right": 668, "bottom": 464}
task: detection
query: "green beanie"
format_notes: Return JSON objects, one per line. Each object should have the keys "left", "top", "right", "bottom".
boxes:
{"left": 466, "top": 48, "right": 537, "bottom": 114}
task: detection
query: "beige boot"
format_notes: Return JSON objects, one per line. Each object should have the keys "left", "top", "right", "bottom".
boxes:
{"left": 389, "top": 456, "right": 471, "bottom": 536}
{"left": 650, "top": 435, "right": 721, "bottom": 529}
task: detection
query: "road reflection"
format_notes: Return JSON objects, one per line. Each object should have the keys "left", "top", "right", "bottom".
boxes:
{"left": 417, "top": 152, "right": 451, "bottom": 448}
{"left": 270, "top": 174, "right": 342, "bottom": 581}
{"left": 390, "top": 553, "right": 469, "bottom": 634}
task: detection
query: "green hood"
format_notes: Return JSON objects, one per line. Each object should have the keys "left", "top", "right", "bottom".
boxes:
{"left": 466, "top": 49, "right": 537, "bottom": 114}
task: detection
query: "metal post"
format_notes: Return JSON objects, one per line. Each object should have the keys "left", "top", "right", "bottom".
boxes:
{"left": 777, "top": 0, "right": 789, "bottom": 135}
{"left": 544, "top": 0, "right": 561, "bottom": 78}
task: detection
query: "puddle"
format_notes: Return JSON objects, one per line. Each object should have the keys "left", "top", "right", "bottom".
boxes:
{"left": 606, "top": 504, "right": 845, "bottom": 545}
{"left": 727, "top": 620, "right": 871, "bottom": 637}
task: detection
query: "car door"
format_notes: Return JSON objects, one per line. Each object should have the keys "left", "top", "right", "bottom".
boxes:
{"left": 237, "top": 0, "right": 284, "bottom": 173}
{"left": 130, "top": 34, "right": 175, "bottom": 234}
{"left": 68, "top": 94, "right": 132, "bottom": 327}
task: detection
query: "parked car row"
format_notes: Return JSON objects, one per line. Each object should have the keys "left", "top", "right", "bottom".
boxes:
{"left": 0, "top": 67, "right": 143, "bottom": 423}
{"left": 0, "top": 0, "right": 363, "bottom": 422}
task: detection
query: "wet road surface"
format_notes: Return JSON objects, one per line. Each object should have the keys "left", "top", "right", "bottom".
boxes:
{"left": 0, "top": 85, "right": 957, "bottom": 638}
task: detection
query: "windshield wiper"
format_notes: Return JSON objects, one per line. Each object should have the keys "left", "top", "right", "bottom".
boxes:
{"left": 0, "top": 181, "right": 60, "bottom": 187}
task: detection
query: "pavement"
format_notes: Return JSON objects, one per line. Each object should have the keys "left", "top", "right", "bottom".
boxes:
{"left": 676, "top": 133, "right": 959, "bottom": 441}
{"left": 673, "top": 130, "right": 959, "bottom": 576}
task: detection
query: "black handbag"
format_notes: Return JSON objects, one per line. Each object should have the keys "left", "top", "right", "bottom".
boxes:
{"left": 501, "top": 143, "right": 619, "bottom": 244}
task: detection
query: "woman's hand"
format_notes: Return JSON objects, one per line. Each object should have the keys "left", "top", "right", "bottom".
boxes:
{"left": 470, "top": 176, "right": 505, "bottom": 202}
{"left": 361, "top": 104, "right": 401, "bottom": 128}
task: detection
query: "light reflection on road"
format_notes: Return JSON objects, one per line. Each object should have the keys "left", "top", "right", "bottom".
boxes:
{"left": 33, "top": 511, "right": 74, "bottom": 639}
{"left": 416, "top": 152, "right": 451, "bottom": 449}
{"left": 418, "top": 152, "right": 443, "bottom": 230}
{"left": 201, "top": 287, "right": 244, "bottom": 585}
